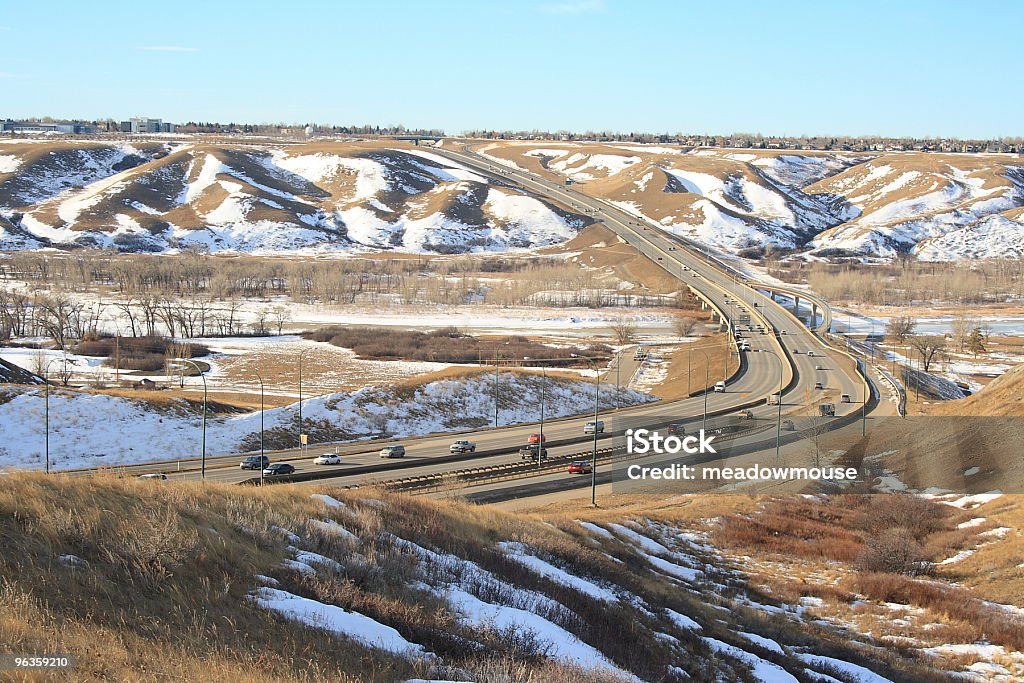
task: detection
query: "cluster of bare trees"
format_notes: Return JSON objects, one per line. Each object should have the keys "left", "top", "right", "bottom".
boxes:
{"left": 0, "top": 289, "right": 291, "bottom": 347}
{"left": 0, "top": 250, "right": 682, "bottom": 310}
{"left": 0, "top": 292, "right": 105, "bottom": 348}
{"left": 883, "top": 313, "right": 995, "bottom": 374}
{"left": 767, "top": 259, "right": 1024, "bottom": 306}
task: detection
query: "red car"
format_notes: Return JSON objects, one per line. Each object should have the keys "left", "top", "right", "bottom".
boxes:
{"left": 567, "top": 461, "right": 592, "bottom": 474}
{"left": 527, "top": 433, "right": 547, "bottom": 444}
{"left": 666, "top": 424, "right": 682, "bottom": 436}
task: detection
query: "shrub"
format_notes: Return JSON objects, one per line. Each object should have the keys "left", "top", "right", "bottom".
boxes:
{"left": 856, "top": 528, "right": 929, "bottom": 576}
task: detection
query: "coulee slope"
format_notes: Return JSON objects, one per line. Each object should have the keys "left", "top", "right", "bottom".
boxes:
{"left": 476, "top": 141, "right": 1024, "bottom": 259}
{"left": 0, "top": 140, "right": 591, "bottom": 253}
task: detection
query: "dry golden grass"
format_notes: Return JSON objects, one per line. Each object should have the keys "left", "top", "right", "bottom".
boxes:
{"left": 5, "top": 469, "right": 1009, "bottom": 682}
{"left": 0, "top": 474, "right": 417, "bottom": 682}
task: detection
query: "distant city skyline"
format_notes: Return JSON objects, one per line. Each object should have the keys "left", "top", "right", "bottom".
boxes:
{"left": 2, "top": 0, "right": 1021, "bottom": 139}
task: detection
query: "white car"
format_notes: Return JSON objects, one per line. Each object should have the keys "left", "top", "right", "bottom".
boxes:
{"left": 313, "top": 453, "right": 341, "bottom": 465}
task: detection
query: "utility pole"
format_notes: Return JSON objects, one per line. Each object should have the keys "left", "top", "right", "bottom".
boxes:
{"left": 493, "top": 349, "right": 499, "bottom": 428}
{"left": 297, "top": 350, "right": 308, "bottom": 452}
{"left": 178, "top": 359, "right": 207, "bottom": 479}
{"left": 255, "top": 370, "right": 265, "bottom": 486}
{"left": 43, "top": 357, "right": 65, "bottom": 474}
{"left": 591, "top": 362, "right": 600, "bottom": 507}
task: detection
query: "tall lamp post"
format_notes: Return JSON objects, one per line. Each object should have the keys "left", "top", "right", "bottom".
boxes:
{"left": 177, "top": 359, "right": 208, "bottom": 479}
{"left": 687, "top": 347, "right": 712, "bottom": 433}
{"left": 493, "top": 349, "right": 500, "bottom": 428}
{"left": 42, "top": 356, "right": 67, "bottom": 475}
{"left": 572, "top": 354, "right": 602, "bottom": 507}
{"left": 297, "top": 350, "right": 309, "bottom": 452}
{"left": 759, "top": 349, "right": 786, "bottom": 464}
{"left": 254, "top": 370, "right": 266, "bottom": 486}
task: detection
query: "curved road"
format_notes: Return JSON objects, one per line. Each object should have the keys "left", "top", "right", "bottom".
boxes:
{"left": 123, "top": 144, "right": 871, "bottom": 486}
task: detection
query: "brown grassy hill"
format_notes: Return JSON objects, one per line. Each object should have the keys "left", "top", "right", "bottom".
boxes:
{"left": 2, "top": 473, "right": 992, "bottom": 682}
{"left": 931, "top": 363, "right": 1024, "bottom": 417}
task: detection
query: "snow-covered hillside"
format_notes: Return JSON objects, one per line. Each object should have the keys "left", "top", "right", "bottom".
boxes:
{"left": 807, "top": 159, "right": 1024, "bottom": 257}
{"left": 0, "top": 142, "right": 590, "bottom": 254}
{"left": 480, "top": 142, "right": 1024, "bottom": 259}
{"left": 0, "top": 373, "right": 652, "bottom": 470}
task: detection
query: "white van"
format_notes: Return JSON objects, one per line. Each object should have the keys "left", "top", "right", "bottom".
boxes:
{"left": 714, "top": 381, "right": 726, "bottom": 392}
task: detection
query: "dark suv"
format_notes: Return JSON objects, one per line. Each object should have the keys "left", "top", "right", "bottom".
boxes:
{"left": 519, "top": 444, "right": 548, "bottom": 461}
{"left": 240, "top": 455, "right": 270, "bottom": 470}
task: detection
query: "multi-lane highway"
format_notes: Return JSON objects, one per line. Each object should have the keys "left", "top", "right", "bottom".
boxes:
{"left": 108, "top": 141, "right": 873, "bottom": 490}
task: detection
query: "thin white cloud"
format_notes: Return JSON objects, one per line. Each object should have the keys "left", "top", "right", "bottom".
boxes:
{"left": 0, "top": 72, "right": 28, "bottom": 79}
{"left": 538, "top": 0, "right": 605, "bottom": 14}
{"left": 139, "top": 45, "right": 200, "bottom": 53}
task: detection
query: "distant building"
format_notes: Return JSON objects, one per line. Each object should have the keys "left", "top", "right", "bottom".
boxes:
{"left": 129, "top": 117, "right": 175, "bottom": 133}
{"left": 0, "top": 120, "right": 95, "bottom": 134}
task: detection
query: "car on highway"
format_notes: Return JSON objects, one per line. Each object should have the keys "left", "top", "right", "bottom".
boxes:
{"left": 567, "top": 461, "right": 592, "bottom": 474}
{"left": 263, "top": 463, "right": 296, "bottom": 476}
{"left": 815, "top": 365, "right": 826, "bottom": 371}
{"left": 519, "top": 444, "right": 548, "bottom": 461}
{"left": 138, "top": 473, "right": 168, "bottom": 481}
{"left": 814, "top": 381, "right": 824, "bottom": 390}
{"left": 714, "top": 381, "right": 726, "bottom": 392}
{"left": 380, "top": 445, "right": 406, "bottom": 459}
{"left": 449, "top": 440, "right": 476, "bottom": 454}
{"left": 527, "top": 433, "right": 546, "bottom": 444}
{"left": 313, "top": 453, "right": 341, "bottom": 465}
{"left": 806, "top": 350, "right": 815, "bottom": 357}
{"left": 666, "top": 423, "right": 683, "bottom": 436}
{"left": 240, "top": 455, "right": 270, "bottom": 470}
{"left": 584, "top": 420, "right": 605, "bottom": 434}
{"left": 841, "top": 394, "right": 851, "bottom": 403}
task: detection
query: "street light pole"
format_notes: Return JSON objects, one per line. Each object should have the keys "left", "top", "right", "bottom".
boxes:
{"left": 759, "top": 349, "right": 786, "bottom": 464}
{"left": 862, "top": 386, "right": 868, "bottom": 437}
{"left": 614, "top": 349, "right": 620, "bottom": 410}
{"left": 493, "top": 349, "right": 499, "bottom": 428}
{"left": 297, "top": 350, "right": 308, "bottom": 452}
{"left": 538, "top": 364, "right": 546, "bottom": 470}
{"left": 42, "top": 357, "right": 65, "bottom": 474}
{"left": 178, "top": 359, "right": 207, "bottom": 479}
{"left": 255, "top": 370, "right": 265, "bottom": 486}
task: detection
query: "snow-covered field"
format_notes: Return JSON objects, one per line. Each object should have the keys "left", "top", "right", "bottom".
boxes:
{"left": 0, "top": 373, "right": 654, "bottom": 470}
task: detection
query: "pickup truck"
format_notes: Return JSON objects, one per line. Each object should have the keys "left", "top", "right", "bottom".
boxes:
{"left": 519, "top": 444, "right": 548, "bottom": 461}
{"left": 449, "top": 440, "right": 476, "bottom": 454}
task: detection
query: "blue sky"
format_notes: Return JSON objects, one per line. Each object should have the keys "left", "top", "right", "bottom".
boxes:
{"left": 1, "top": 0, "right": 1020, "bottom": 137}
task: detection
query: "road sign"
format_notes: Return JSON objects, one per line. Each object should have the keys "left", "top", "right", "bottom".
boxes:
{"left": 300, "top": 434, "right": 308, "bottom": 445}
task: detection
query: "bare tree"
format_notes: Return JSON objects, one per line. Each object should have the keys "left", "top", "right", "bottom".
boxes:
{"left": 115, "top": 299, "right": 141, "bottom": 337}
{"left": 673, "top": 316, "right": 699, "bottom": 338}
{"left": 908, "top": 335, "right": 946, "bottom": 373}
{"left": 609, "top": 317, "right": 638, "bottom": 345}
{"left": 273, "top": 306, "right": 291, "bottom": 335}
{"left": 949, "top": 313, "right": 976, "bottom": 353}
{"left": 885, "top": 316, "right": 916, "bottom": 344}
{"left": 35, "top": 294, "right": 80, "bottom": 349}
